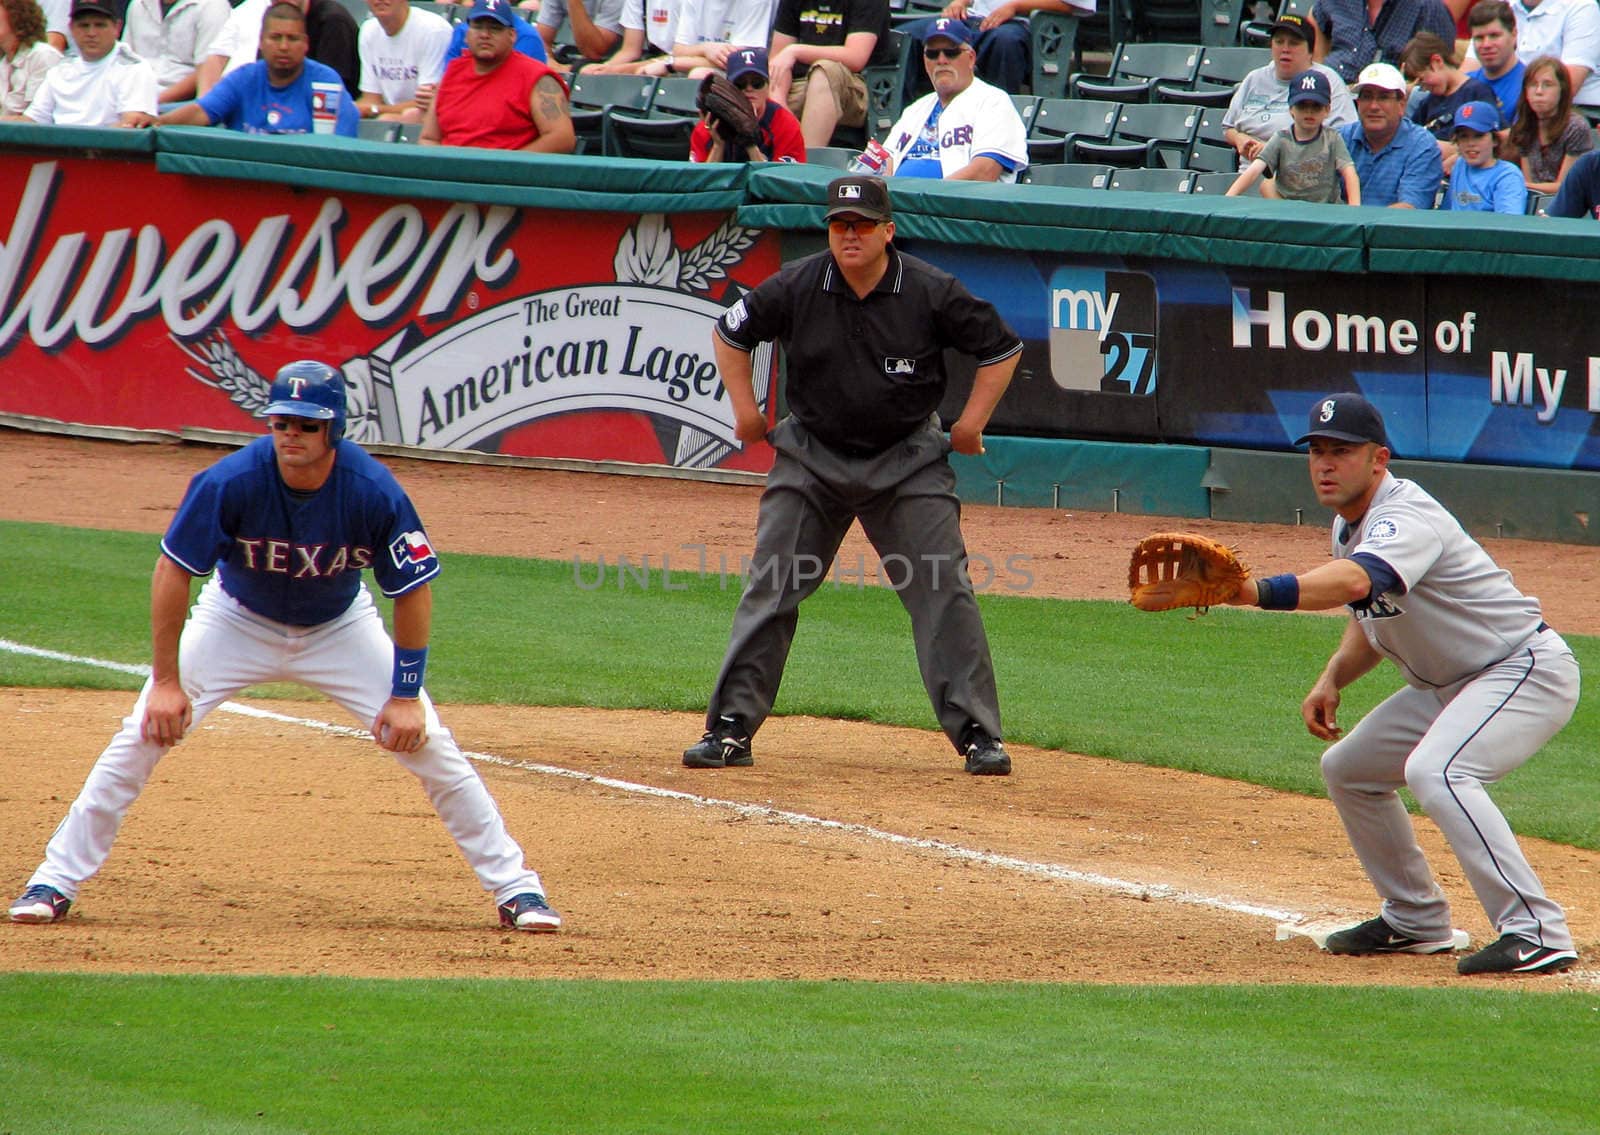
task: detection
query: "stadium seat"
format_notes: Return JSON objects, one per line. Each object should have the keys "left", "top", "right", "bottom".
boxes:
{"left": 1026, "top": 97, "right": 1119, "bottom": 165}
{"left": 1108, "top": 166, "right": 1196, "bottom": 192}
{"left": 1073, "top": 0, "right": 1130, "bottom": 70}
{"left": 1186, "top": 107, "right": 1238, "bottom": 171}
{"left": 1028, "top": 9, "right": 1079, "bottom": 99}
{"left": 1241, "top": 0, "right": 1308, "bottom": 47}
{"left": 650, "top": 76, "right": 702, "bottom": 118}
{"left": 1072, "top": 102, "right": 1200, "bottom": 168}
{"left": 567, "top": 72, "right": 657, "bottom": 155}
{"left": 601, "top": 108, "right": 696, "bottom": 161}
{"left": 1011, "top": 94, "right": 1041, "bottom": 134}
{"left": 806, "top": 147, "right": 859, "bottom": 169}
{"left": 1024, "top": 162, "right": 1114, "bottom": 189}
{"left": 1155, "top": 45, "right": 1269, "bottom": 107}
{"left": 358, "top": 119, "right": 401, "bottom": 143}
{"left": 1189, "top": 169, "right": 1254, "bottom": 195}
{"left": 1132, "top": 0, "right": 1204, "bottom": 44}
{"left": 1070, "top": 42, "right": 1201, "bottom": 103}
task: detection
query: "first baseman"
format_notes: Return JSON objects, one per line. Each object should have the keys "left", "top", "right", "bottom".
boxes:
{"left": 1225, "top": 393, "right": 1579, "bottom": 975}
{"left": 682, "top": 175, "right": 1023, "bottom": 776}
{"left": 9, "top": 362, "right": 561, "bottom": 933}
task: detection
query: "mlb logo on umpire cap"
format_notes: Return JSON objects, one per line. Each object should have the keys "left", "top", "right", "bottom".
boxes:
{"left": 1294, "top": 392, "right": 1390, "bottom": 448}
{"left": 825, "top": 175, "right": 892, "bottom": 221}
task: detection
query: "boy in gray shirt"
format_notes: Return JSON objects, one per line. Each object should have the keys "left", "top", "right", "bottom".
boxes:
{"left": 1228, "top": 69, "right": 1360, "bottom": 204}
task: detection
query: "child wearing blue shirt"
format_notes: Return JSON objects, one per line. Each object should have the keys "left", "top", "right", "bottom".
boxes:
{"left": 1443, "top": 100, "right": 1526, "bottom": 214}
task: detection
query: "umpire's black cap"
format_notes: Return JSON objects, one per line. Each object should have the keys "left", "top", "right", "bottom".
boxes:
{"left": 825, "top": 176, "right": 892, "bottom": 222}
{"left": 1296, "top": 393, "right": 1390, "bottom": 448}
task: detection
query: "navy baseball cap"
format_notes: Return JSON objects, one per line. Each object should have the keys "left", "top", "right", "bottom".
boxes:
{"left": 69, "top": 0, "right": 119, "bottom": 17}
{"left": 1452, "top": 100, "right": 1501, "bottom": 133}
{"left": 925, "top": 17, "right": 975, "bottom": 48}
{"left": 464, "top": 0, "right": 514, "bottom": 26}
{"left": 825, "top": 175, "right": 892, "bottom": 222}
{"left": 727, "top": 47, "right": 768, "bottom": 83}
{"left": 1287, "top": 69, "right": 1330, "bottom": 107}
{"left": 1295, "top": 393, "right": 1390, "bottom": 447}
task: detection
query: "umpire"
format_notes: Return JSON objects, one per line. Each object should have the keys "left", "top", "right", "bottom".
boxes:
{"left": 682, "top": 175, "right": 1023, "bottom": 776}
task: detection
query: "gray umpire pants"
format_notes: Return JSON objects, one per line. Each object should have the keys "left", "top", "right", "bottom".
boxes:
{"left": 1320, "top": 628, "right": 1578, "bottom": 949}
{"left": 705, "top": 416, "right": 1002, "bottom": 752}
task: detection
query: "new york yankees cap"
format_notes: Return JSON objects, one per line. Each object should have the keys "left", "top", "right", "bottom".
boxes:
{"left": 1287, "top": 69, "right": 1330, "bottom": 107}
{"left": 1296, "top": 393, "right": 1390, "bottom": 447}
{"left": 825, "top": 175, "right": 892, "bottom": 222}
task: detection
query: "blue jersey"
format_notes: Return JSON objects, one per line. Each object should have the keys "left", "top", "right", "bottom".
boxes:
{"left": 444, "top": 12, "right": 548, "bottom": 64}
{"left": 198, "top": 58, "right": 360, "bottom": 137}
{"left": 161, "top": 436, "right": 440, "bottom": 626}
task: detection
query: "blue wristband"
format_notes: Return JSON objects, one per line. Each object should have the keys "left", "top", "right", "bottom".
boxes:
{"left": 392, "top": 646, "right": 428, "bottom": 699}
{"left": 1256, "top": 573, "right": 1300, "bottom": 611}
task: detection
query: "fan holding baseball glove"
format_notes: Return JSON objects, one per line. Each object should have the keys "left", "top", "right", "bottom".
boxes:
{"left": 690, "top": 48, "right": 806, "bottom": 164}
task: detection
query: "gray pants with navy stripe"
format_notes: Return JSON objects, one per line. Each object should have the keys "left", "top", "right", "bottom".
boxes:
{"left": 705, "top": 416, "right": 1002, "bottom": 752}
{"left": 1321, "top": 629, "right": 1579, "bottom": 948}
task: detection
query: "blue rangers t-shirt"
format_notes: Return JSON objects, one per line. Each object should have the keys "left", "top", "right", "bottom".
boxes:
{"left": 197, "top": 58, "right": 359, "bottom": 137}
{"left": 160, "top": 436, "right": 439, "bottom": 626}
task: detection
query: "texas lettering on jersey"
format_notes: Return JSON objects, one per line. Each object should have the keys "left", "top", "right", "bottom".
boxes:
{"left": 234, "top": 539, "right": 375, "bottom": 577}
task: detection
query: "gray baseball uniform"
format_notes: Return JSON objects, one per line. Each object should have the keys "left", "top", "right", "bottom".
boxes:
{"left": 1321, "top": 472, "right": 1579, "bottom": 950}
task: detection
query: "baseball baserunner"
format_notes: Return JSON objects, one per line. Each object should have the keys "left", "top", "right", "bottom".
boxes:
{"left": 1223, "top": 393, "right": 1580, "bottom": 976}
{"left": 9, "top": 362, "right": 561, "bottom": 933}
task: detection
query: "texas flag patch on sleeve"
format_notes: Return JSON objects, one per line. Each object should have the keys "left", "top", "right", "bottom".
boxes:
{"left": 389, "top": 529, "right": 436, "bottom": 572}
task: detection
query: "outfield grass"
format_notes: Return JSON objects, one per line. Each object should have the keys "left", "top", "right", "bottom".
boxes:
{"left": 0, "top": 974, "right": 1596, "bottom": 1135}
{"left": 4, "top": 521, "right": 1598, "bottom": 848}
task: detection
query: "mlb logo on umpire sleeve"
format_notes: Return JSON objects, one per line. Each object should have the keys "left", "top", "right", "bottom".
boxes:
{"left": 884, "top": 357, "right": 916, "bottom": 375}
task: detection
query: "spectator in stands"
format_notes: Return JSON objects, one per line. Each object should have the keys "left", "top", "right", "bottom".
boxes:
{"left": 639, "top": 0, "right": 773, "bottom": 79}
{"left": 690, "top": 45, "right": 804, "bottom": 162}
{"left": 157, "top": 3, "right": 358, "bottom": 134}
{"left": 1466, "top": 1, "right": 1525, "bottom": 114}
{"left": 877, "top": 17, "right": 1026, "bottom": 181}
{"left": 356, "top": 0, "right": 451, "bottom": 122}
{"left": 1402, "top": 31, "right": 1496, "bottom": 138}
{"left": 7, "top": 0, "right": 155, "bottom": 125}
{"left": 1340, "top": 61, "right": 1444, "bottom": 206}
{"left": 1223, "top": 12, "right": 1356, "bottom": 162}
{"left": 1544, "top": 144, "right": 1600, "bottom": 214}
{"left": 1313, "top": 0, "right": 1456, "bottom": 84}
{"left": 420, "top": 0, "right": 574, "bottom": 151}
{"left": 767, "top": 0, "right": 889, "bottom": 148}
{"left": 37, "top": 0, "right": 63, "bottom": 50}
{"left": 1506, "top": 52, "right": 1592, "bottom": 192}
{"left": 198, "top": 0, "right": 360, "bottom": 98}
{"left": 442, "top": 0, "right": 548, "bottom": 64}
{"left": 1442, "top": 98, "right": 1528, "bottom": 207}
{"left": 1228, "top": 69, "right": 1361, "bottom": 203}
{"left": 0, "top": 0, "right": 64, "bottom": 115}
{"left": 121, "top": 0, "right": 230, "bottom": 105}
{"left": 898, "top": 1, "right": 1094, "bottom": 101}
{"left": 537, "top": 0, "right": 623, "bottom": 69}
{"left": 582, "top": 0, "right": 677, "bottom": 73}
{"left": 1506, "top": 0, "right": 1600, "bottom": 111}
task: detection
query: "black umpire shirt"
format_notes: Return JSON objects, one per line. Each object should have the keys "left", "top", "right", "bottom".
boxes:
{"left": 716, "top": 245, "right": 1023, "bottom": 456}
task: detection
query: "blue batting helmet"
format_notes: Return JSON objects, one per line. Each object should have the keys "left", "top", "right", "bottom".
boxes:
{"left": 263, "top": 360, "right": 347, "bottom": 442}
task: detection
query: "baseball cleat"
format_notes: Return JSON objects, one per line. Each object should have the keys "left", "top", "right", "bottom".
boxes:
{"left": 1324, "top": 915, "right": 1456, "bottom": 956}
{"left": 498, "top": 893, "right": 561, "bottom": 933}
{"left": 1456, "top": 933, "right": 1577, "bottom": 976}
{"left": 682, "top": 714, "right": 753, "bottom": 768}
{"left": 9, "top": 884, "right": 72, "bottom": 924}
{"left": 962, "top": 733, "right": 1012, "bottom": 776}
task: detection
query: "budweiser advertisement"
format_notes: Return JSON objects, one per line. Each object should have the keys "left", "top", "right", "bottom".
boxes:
{"left": 0, "top": 157, "right": 782, "bottom": 471}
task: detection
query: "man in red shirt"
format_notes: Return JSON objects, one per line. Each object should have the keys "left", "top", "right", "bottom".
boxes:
{"left": 420, "top": 0, "right": 574, "bottom": 151}
{"left": 690, "top": 46, "right": 806, "bottom": 164}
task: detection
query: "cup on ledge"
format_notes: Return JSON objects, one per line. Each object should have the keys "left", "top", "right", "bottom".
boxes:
{"left": 310, "top": 81, "right": 342, "bottom": 134}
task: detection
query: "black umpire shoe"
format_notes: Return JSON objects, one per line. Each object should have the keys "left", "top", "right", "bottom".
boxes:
{"left": 1324, "top": 915, "right": 1456, "bottom": 956}
{"left": 961, "top": 727, "right": 1012, "bottom": 776}
{"left": 1457, "top": 933, "right": 1578, "bottom": 976}
{"left": 683, "top": 714, "right": 753, "bottom": 768}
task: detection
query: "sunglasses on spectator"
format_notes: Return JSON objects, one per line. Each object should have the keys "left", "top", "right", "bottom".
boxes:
{"left": 271, "top": 419, "right": 325, "bottom": 432}
{"left": 828, "top": 218, "right": 883, "bottom": 236}
{"left": 924, "top": 45, "right": 965, "bottom": 60}
{"left": 734, "top": 75, "right": 768, "bottom": 90}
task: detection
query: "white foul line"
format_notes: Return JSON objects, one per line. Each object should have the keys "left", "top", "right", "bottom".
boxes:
{"left": 0, "top": 637, "right": 1299, "bottom": 924}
